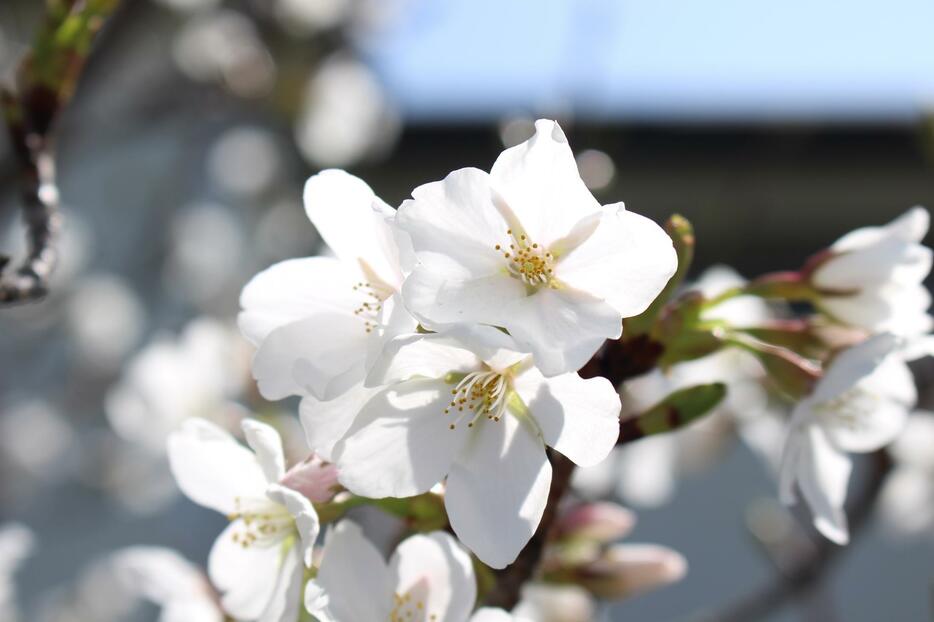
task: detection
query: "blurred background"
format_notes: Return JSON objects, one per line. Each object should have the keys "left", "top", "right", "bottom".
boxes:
{"left": 1, "top": 0, "right": 934, "bottom": 620}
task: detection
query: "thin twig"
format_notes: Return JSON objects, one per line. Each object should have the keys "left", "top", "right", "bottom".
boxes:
{"left": 706, "top": 450, "right": 893, "bottom": 622}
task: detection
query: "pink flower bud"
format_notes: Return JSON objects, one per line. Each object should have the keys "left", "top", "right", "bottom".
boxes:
{"left": 279, "top": 454, "right": 339, "bottom": 503}
{"left": 575, "top": 543, "right": 687, "bottom": 600}
{"left": 555, "top": 502, "right": 636, "bottom": 543}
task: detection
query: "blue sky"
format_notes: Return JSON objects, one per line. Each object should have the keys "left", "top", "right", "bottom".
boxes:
{"left": 362, "top": 0, "right": 934, "bottom": 122}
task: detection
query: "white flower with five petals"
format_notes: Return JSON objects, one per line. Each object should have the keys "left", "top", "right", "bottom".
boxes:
{"left": 168, "top": 419, "right": 320, "bottom": 622}
{"left": 779, "top": 333, "right": 915, "bottom": 543}
{"left": 395, "top": 119, "right": 677, "bottom": 376}
{"left": 309, "top": 326, "right": 621, "bottom": 568}
{"left": 239, "top": 169, "right": 413, "bottom": 403}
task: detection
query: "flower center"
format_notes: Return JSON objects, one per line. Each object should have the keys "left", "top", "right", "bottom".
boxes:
{"left": 227, "top": 497, "right": 294, "bottom": 549}
{"left": 352, "top": 280, "right": 393, "bottom": 334}
{"left": 814, "top": 387, "right": 880, "bottom": 428}
{"left": 496, "top": 229, "right": 556, "bottom": 288}
{"left": 389, "top": 581, "right": 436, "bottom": 622}
{"left": 443, "top": 369, "right": 509, "bottom": 430}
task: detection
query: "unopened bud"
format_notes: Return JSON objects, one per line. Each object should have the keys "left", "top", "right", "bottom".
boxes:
{"left": 555, "top": 502, "right": 636, "bottom": 544}
{"left": 573, "top": 543, "right": 688, "bottom": 600}
{"left": 280, "top": 454, "right": 339, "bottom": 503}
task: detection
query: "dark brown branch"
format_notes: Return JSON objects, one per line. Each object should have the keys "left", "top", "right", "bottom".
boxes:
{"left": 0, "top": 0, "right": 121, "bottom": 306}
{"left": 707, "top": 450, "right": 893, "bottom": 622}
{"left": 0, "top": 107, "right": 59, "bottom": 305}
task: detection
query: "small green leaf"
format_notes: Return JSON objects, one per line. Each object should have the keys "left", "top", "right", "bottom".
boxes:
{"left": 619, "top": 382, "right": 727, "bottom": 442}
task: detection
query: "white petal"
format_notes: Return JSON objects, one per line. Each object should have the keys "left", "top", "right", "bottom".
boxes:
{"left": 556, "top": 206, "right": 677, "bottom": 317}
{"left": 238, "top": 257, "right": 362, "bottom": 345}
{"left": 242, "top": 420, "right": 286, "bottom": 483}
{"left": 389, "top": 531, "right": 476, "bottom": 622}
{"left": 333, "top": 380, "right": 467, "bottom": 498}
{"left": 490, "top": 119, "right": 602, "bottom": 247}
{"left": 161, "top": 600, "right": 223, "bottom": 622}
{"left": 111, "top": 546, "right": 206, "bottom": 606}
{"left": 811, "top": 334, "right": 898, "bottom": 403}
{"left": 257, "top": 544, "right": 304, "bottom": 622}
{"left": 304, "top": 169, "right": 403, "bottom": 291}
{"left": 505, "top": 287, "right": 621, "bottom": 376}
{"left": 252, "top": 313, "right": 370, "bottom": 401}
{"left": 513, "top": 369, "right": 620, "bottom": 467}
{"left": 818, "top": 355, "right": 914, "bottom": 453}
{"left": 813, "top": 237, "right": 932, "bottom": 290}
{"left": 798, "top": 426, "right": 853, "bottom": 544}
{"left": 469, "top": 608, "right": 521, "bottom": 622}
{"left": 366, "top": 332, "right": 483, "bottom": 387}
{"left": 299, "top": 383, "right": 381, "bottom": 462}
{"left": 831, "top": 206, "right": 929, "bottom": 251}
{"left": 266, "top": 484, "right": 320, "bottom": 568}
{"left": 396, "top": 167, "right": 513, "bottom": 277}
{"left": 314, "top": 521, "right": 394, "bottom": 620}
{"left": 167, "top": 419, "right": 267, "bottom": 515}
{"left": 208, "top": 521, "right": 283, "bottom": 620}
{"left": 401, "top": 266, "right": 529, "bottom": 330}
{"left": 303, "top": 581, "right": 337, "bottom": 622}
{"left": 445, "top": 415, "right": 552, "bottom": 569}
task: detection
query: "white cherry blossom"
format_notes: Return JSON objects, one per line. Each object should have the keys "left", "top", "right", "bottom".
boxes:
{"left": 111, "top": 547, "right": 222, "bottom": 622}
{"left": 168, "top": 418, "right": 320, "bottom": 621}
{"left": 312, "top": 326, "right": 621, "bottom": 568}
{"left": 395, "top": 118, "right": 677, "bottom": 376}
{"left": 779, "top": 333, "right": 915, "bottom": 543}
{"left": 811, "top": 207, "right": 932, "bottom": 342}
{"left": 106, "top": 318, "right": 248, "bottom": 455}
{"left": 303, "top": 520, "right": 477, "bottom": 622}
{"left": 0, "top": 523, "right": 33, "bottom": 622}
{"left": 239, "top": 169, "right": 413, "bottom": 403}
{"left": 880, "top": 412, "right": 934, "bottom": 537}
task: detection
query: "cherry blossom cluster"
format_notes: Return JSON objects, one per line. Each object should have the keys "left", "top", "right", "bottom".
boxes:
{"left": 119, "top": 119, "right": 933, "bottom": 621}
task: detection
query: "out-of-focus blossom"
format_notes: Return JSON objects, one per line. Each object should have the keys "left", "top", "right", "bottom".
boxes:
{"left": 780, "top": 334, "right": 915, "bottom": 544}
{"left": 240, "top": 169, "right": 411, "bottom": 405}
{"left": 396, "top": 119, "right": 677, "bottom": 376}
{"left": 66, "top": 274, "right": 146, "bottom": 371}
{"left": 809, "top": 207, "right": 932, "bottom": 342}
{"left": 327, "top": 326, "right": 620, "bottom": 568}
{"left": 207, "top": 127, "right": 282, "bottom": 199}
{"left": 173, "top": 10, "right": 275, "bottom": 98}
{"left": 295, "top": 54, "right": 400, "bottom": 167}
{"left": 154, "top": 0, "right": 220, "bottom": 13}
{"left": 106, "top": 318, "right": 248, "bottom": 455}
{"left": 254, "top": 198, "right": 319, "bottom": 263}
{"left": 0, "top": 399, "right": 74, "bottom": 481}
{"left": 168, "top": 419, "right": 319, "bottom": 621}
{"left": 274, "top": 0, "right": 353, "bottom": 34}
{"left": 304, "top": 521, "right": 477, "bottom": 622}
{"left": 881, "top": 412, "right": 934, "bottom": 537}
{"left": 165, "top": 202, "right": 246, "bottom": 306}
{"left": 513, "top": 584, "right": 595, "bottom": 622}
{"left": 111, "top": 547, "right": 222, "bottom": 622}
{"left": 575, "top": 149, "right": 615, "bottom": 192}
{"left": 0, "top": 523, "right": 34, "bottom": 622}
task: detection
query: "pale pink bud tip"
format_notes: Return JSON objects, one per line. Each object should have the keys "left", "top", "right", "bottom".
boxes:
{"left": 280, "top": 454, "right": 339, "bottom": 503}
{"left": 556, "top": 502, "right": 636, "bottom": 543}
{"left": 579, "top": 543, "right": 688, "bottom": 600}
